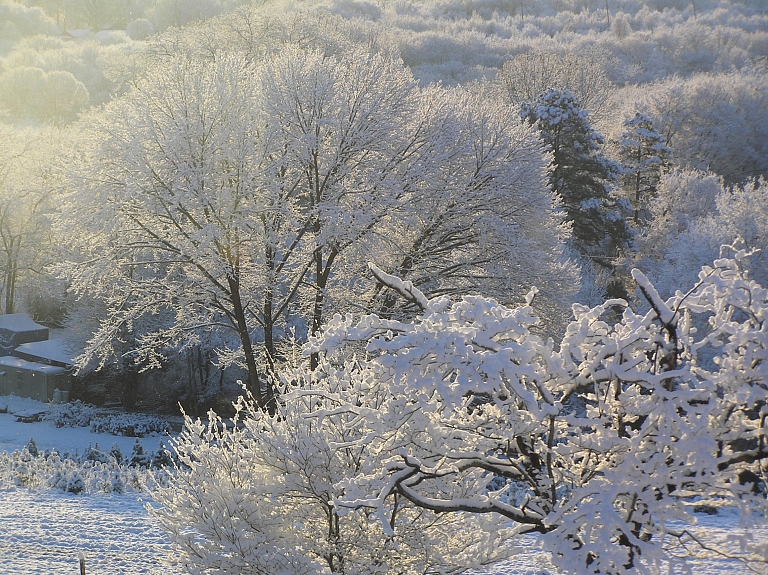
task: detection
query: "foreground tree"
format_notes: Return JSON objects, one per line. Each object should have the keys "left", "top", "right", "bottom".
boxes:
{"left": 152, "top": 383, "right": 517, "bottom": 575}
{"left": 303, "top": 256, "right": 768, "bottom": 575}
{"left": 155, "top": 254, "right": 768, "bottom": 575}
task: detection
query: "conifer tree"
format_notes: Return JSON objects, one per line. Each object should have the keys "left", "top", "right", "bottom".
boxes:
{"left": 618, "top": 112, "right": 672, "bottom": 224}
{"left": 521, "top": 89, "right": 628, "bottom": 266}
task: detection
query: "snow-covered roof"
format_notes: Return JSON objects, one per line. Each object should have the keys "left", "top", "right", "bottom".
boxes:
{"left": 0, "top": 356, "right": 68, "bottom": 374}
{"left": 14, "top": 340, "right": 76, "bottom": 367}
{"left": 0, "top": 314, "right": 47, "bottom": 334}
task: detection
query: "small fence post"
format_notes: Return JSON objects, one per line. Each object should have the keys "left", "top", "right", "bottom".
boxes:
{"left": 79, "top": 551, "right": 86, "bottom": 575}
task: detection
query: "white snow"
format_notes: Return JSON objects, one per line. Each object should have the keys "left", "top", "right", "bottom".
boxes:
{"left": 0, "top": 490, "right": 175, "bottom": 575}
{"left": 0, "top": 355, "right": 67, "bottom": 375}
{"left": 0, "top": 313, "right": 47, "bottom": 333}
{"left": 0, "top": 395, "right": 167, "bottom": 456}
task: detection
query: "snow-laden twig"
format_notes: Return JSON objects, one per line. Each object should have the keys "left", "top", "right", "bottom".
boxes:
{"left": 368, "top": 262, "right": 430, "bottom": 312}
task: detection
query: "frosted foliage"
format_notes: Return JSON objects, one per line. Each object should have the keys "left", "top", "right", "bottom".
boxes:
{"left": 639, "top": 172, "right": 768, "bottom": 297}
{"left": 151, "top": 391, "right": 516, "bottom": 575}
{"left": 304, "top": 255, "right": 768, "bottom": 575}
{"left": 0, "top": 126, "right": 65, "bottom": 317}
{"left": 498, "top": 48, "right": 614, "bottom": 121}
{"left": 58, "top": 54, "right": 270, "bottom": 367}
{"left": 617, "top": 112, "right": 671, "bottom": 223}
{"left": 369, "top": 85, "right": 578, "bottom": 322}
{"left": 58, "top": 43, "right": 575, "bottom": 396}
{"left": 640, "top": 70, "right": 768, "bottom": 184}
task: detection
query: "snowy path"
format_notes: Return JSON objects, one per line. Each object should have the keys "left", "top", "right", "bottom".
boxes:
{"left": 0, "top": 490, "right": 178, "bottom": 575}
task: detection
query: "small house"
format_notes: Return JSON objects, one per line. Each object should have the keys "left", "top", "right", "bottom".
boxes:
{"left": 0, "top": 314, "right": 49, "bottom": 357}
{"left": 0, "top": 356, "right": 71, "bottom": 402}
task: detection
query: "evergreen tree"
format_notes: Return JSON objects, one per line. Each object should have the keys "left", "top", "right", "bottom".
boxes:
{"left": 618, "top": 112, "right": 672, "bottom": 224}
{"left": 521, "top": 89, "right": 628, "bottom": 265}
{"left": 129, "top": 439, "right": 151, "bottom": 468}
{"left": 25, "top": 437, "right": 39, "bottom": 457}
{"left": 109, "top": 442, "right": 125, "bottom": 465}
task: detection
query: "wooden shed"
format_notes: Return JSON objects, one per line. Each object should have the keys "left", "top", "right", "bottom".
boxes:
{"left": 0, "top": 356, "right": 71, "bottom": 402}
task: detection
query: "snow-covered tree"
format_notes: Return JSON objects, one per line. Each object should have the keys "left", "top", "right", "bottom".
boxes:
{"left": 499, "top": 48, "right": 614, "bottom": 122}
{"left": 151, "top": 385, "right": 517, "bottom": 575}
{"left": 366, "top": 85, "right": 578, "bottom": 326}
{"left": 57, "top": 52, "right": 284, "bottom": 409}
{"left": 638, "top": 172, "right": 768, "bottom": 296}
{"left": 157, "top": 254, "right": 768, "bottom": 575}
{"left": 60, "top": 41, "right": 576, "bottom": 402}
{"left": 617, "top": 112, "right": 671, "bottom": 224}
{"left": 0, "top": 126, "right": 63, "bottom": 316}
{"left": 521, "top": 89, "right": 628, "bottom": 267}
{"left": 303, "top": 256, "right": 768, "bottom": 575}
{"left": 642, "top": 69, "right": 768, "bottom": 184}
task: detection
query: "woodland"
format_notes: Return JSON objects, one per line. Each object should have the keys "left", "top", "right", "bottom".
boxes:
{"left": 0, "top": 0, "right": 767, "bottom": 573}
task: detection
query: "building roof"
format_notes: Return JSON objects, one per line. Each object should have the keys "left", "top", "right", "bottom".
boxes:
{"left": 14, "top": 339, "right": 76, "bottom": 367}
{"left": 0, "top": 356, "right": 68, "bottom": 375}
{"left": 0, "top": 314, "right": 47, "bottom": 334}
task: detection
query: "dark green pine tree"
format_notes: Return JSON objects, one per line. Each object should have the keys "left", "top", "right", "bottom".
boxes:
{"left": 618, "top": 112, "right": 672, "bottom": 224}
{"left": 521, "top": 89, "right": 629, "bottom": 266}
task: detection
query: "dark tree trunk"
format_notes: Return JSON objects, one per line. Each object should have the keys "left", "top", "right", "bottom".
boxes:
{"left": 227, "top": 274, "right": 266, "bottom": 410}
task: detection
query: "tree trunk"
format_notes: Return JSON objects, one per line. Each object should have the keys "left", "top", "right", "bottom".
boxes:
{"left": 227, "top": 274, "right": 265, "bottom": 410}
{"left": 309, "top": 245, "right": 338, "bottom": 371}
{"left": 4, "top": 237, "right": 17, "bottom": 315}
{"left": 261, "top": 244, "right": 278, "bottom": 412}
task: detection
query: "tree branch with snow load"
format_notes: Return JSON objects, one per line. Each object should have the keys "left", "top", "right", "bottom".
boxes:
{"left": 305, "top": 252, "right": 768, "bottom": 575}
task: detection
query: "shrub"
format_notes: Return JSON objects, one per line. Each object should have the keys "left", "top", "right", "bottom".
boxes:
{"left": 90, "top": 413, "right": 171, "bottom": 437}
{"left": 44, "top": 400, "right": 97, "bottom": 428}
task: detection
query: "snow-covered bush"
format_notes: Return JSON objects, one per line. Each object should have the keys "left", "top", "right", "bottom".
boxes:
{"left": 151, "top": 391, "right": 517, "bottom": 575}
{"left": 44, "top": 400, "right": 97, "bottom": 428}
{"left": 637, "top": 173, "right": 768, "bottom": 297}
{"left": 0, "top": 441, "right": 169, "bottom": 495}
{"left": 45, "top": 401, "right": 171, "bottom": 437}
{"left": 129, "top": 438, "right": 152, "bottom": 468}
{"left": 83, "top": 443, "right": 111, "bottom": 464}
{"left": 90, "top": 413, "right": 171, "bottom": 437}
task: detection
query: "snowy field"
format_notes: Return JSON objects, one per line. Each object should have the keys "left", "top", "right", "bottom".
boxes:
{"left": 0, "top": 490, "right": 174, "bottom": 574}
{"left": 0, "top": 395, "right": 765, "bottom": 575}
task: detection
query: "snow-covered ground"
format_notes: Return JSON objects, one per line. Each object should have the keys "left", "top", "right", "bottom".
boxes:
{"left": 0, "top": 490, "right": 175, "bottom": 574}
{"left": 0, "top": 395, "right": 765, "bottom": 575}
{"left": 0, "top": 395, "right": 170, "bottom": 456}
